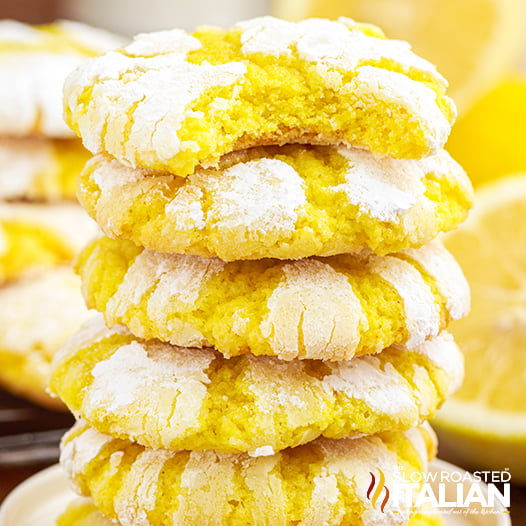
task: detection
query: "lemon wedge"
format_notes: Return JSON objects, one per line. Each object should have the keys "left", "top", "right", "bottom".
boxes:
{"left": 433, "top": 174, "right": 526, "bottom": 483}
{"left": 447, "top": 76, "right": 526, "bottom": 187}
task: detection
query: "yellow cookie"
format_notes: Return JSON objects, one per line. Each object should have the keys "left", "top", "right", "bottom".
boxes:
{"left": 0, "top": 138, "right": 89, "bottom": 201}
{"left": 56, "top": 498, "right": 444, "bottom": 526}
{"left": 0, "top": 20, "right": 124, "bottom": 138}
{"left": 0, "top": 202, "right": 97, "bottom": 284}
{"left": 61, "top": 421, "right": 436, "bottom": 526}
{"left": 0, "top": 267, "right": 88, "bottom": 410}
{"left": 50, "top": 315, "right": 462, "bottom": 453}
{"left": 76, "top": 237, "right": 469, "bottom": 361}
{"left": 79, "top": 146, "right": 472, "bottom": 260}
{"left": 64, "top": 16, "right": 455, "bottom": 176}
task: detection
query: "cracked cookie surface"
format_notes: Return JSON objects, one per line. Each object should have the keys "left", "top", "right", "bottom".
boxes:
{"left": 64, "top": 16, "right": 456, "bottom": 176}
{"left": 79, "top": 145, "right": 472, "bottom": 260}
{"left": 50, "top": 315, "right": 462, "bottom": 453}
{"left": 60, "top": 421, "right": 436, "bottom": 526}
{"left": 76, "top": 236, "right": 469, "bottom": 361}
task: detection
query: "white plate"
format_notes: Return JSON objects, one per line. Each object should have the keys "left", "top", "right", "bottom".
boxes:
{"left": 0, "top": 459, "right": 512, "bottom": 526}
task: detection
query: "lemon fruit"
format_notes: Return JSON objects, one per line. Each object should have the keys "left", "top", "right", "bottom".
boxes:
{"left": 273, "top": 0, "right": 526, "bottom": 113}
{"left": 447, "top": 76, "right": 526, "bottom": 187}
{"left": 433, "top": 173, "right": 526, "bottom": 484}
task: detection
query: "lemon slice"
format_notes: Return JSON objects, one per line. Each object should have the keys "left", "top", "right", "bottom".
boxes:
{"left": 433, "top": 174, "right": 526, "bottom": 483}
{"left": 447, "top": 76, "right": 526, "bottom": 187}
{"left": 273, "top": 0, "right": 526, "bottom": 113}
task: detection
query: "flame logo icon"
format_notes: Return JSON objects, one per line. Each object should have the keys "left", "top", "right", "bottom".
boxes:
{"left": 367, "top": 469, "right": 390, "bottom": 513}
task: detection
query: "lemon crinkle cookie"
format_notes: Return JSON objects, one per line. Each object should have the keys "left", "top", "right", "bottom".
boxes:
{"left": 0, "top": 267, "right": 88, "bottom": 410}
{"left": 0, "top": 20, "right": 124, "bottom": 138}
{"left": 64, "top": 16, "right": 456, "bottom": 176}
{"left": 76, "top": 237, "right": 469, "bottom": 361}
{"left": 57, "top": 498, "right": 444, "bottom": 526}
{"left": 60, "top": 420, "right": 436, "bottom": 526}
{"left": 0, "top": 138, "right": 89, "bottom": 201}
{"left": 0, "top": 202, "right": 98, "bottom": 283}
{"left": 79, "top": 145, "right": 472, "bottom": 260}
{"left": 50, "top": 315, "right": 462, "bottom": 453}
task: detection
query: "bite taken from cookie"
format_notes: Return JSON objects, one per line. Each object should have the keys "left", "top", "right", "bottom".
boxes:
{"left": 64, "top": 17, "right": 456, "bottom": 176}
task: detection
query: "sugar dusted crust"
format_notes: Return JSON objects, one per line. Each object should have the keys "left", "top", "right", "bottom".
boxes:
{"left": 78, "top": 145, "right": 473, "bottom": 260}
{"left": 0, "top": 267, "right": 89, "bottom": 410}
{"left": 60, "top": 421, "right": 436, "bottom": 526}
{"left": 50, "top": 315, "right": 462, "bottom": 452}
{"left": 0, "top": 138, "right": 89, "bottom": 201}
{"left": 0, "top": 20, "right": 124, "bottom": 138}
{"left": 76, "top": 236, "right": 470, "bottom": 361}
{"left": 64, "top": 16, "right": 456, "bottom": 175}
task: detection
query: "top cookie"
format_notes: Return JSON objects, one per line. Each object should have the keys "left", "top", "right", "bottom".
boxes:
{"left": 64, "top": 16, "right": 456, "bottom": 176}
{"left": 0, "top": 20, "right": 124, "bottom": 138}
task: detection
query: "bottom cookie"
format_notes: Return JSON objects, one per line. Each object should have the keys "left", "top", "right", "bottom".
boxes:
{"left": 57, "top": 497, "right": 445, "bottom": 526}
{"left": 61, "top": 421, "right": 436, "bottom": 526}
{"left": 0, "top": 267, "right": 88, "bottom": 410}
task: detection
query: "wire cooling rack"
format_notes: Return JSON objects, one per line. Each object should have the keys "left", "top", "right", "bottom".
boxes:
{"left": 0, "top": 390, "right": 73, "bottom": 467}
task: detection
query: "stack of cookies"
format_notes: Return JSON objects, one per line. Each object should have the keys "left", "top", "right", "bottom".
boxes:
{"left": 0, "top": 20, "right": 122, "bottom": 409}
{"left": 50, "top": 17, "right": 473, "bottom": 525}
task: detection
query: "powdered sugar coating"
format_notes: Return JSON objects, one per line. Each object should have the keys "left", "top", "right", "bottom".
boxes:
{"left": 105, "top": 251, "right": 223, "bottom": 347}
{"left": 368, "top": 256, "right": 441, "bottom": 348}
{"left": 260, "top": 259, "right": 366, "bottom": 360}
{"left": 237, "top": 17, "right": 444, "bottom": 84}
{"left": 322, "top": 356, "right": 417, "bottom": 415}
{"left": 349, "top": 66, "right": 451, "bottom": 151}
{"left": 204, "top": 158, "right": 306, "bottom": 236}
{"left": 50, "top": 315, "right": 462, "bottom": 452}
{"left": 410, "top": 331, "right": 465, "bottom": 396}
{"left": 403, "top": 242, "right": 471, "bottom": 320}
{"left": 238, "top": 17, "right": 452, "bottom": 150}
{"left": 65, "top": 32, "right": 246, "bottom": 161}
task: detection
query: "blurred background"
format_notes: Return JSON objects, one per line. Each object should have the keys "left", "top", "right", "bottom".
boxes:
{"left": 0, "top": 0, "right": 525, "bottom": 523}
